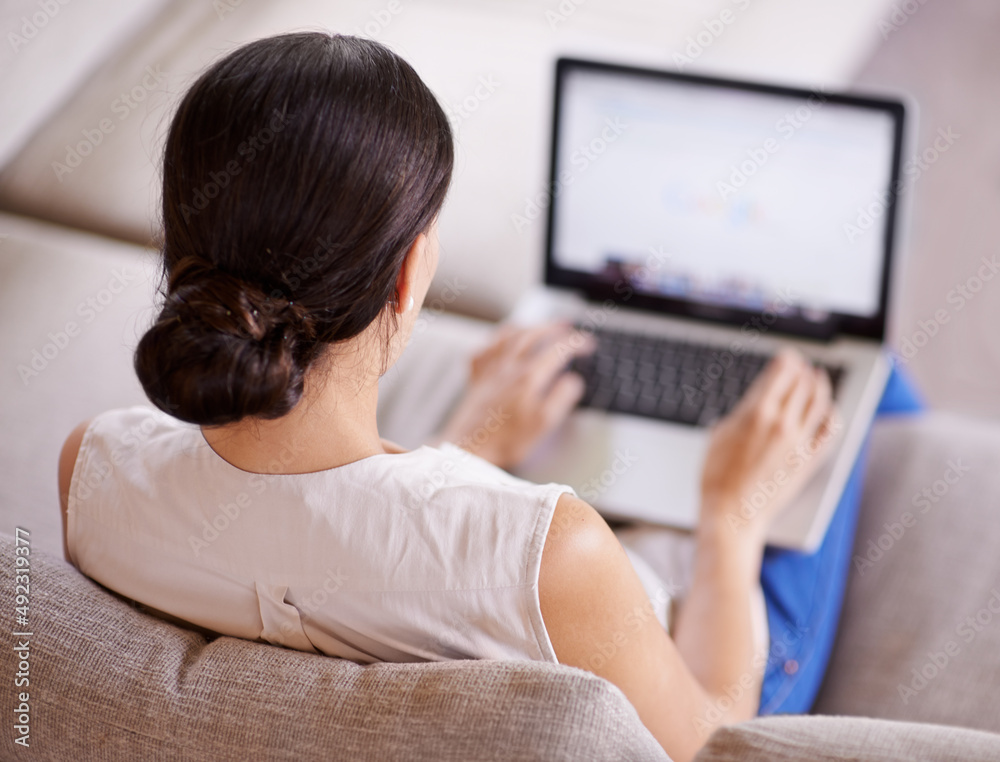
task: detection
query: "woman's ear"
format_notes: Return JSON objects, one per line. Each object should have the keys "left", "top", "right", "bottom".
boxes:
{"left": 393, "top": 231, "right": 428, "bottom": 314}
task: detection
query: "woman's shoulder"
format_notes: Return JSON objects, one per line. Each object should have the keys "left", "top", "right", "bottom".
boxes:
{"left": 57, "top": 406, "right": 177, "bottom": 484}
{"left": 382, "top": 441, "right": 577, "bottom": 515}
{"left": 424, "top": 441, "right": 565, "bottom": 490}
{"left": 57, "top": 406, "right": 190, "bottom": 562}
{"left": 88, "top": 405, "right": 187, "bottom": 435}
{"left": 58, "top": 419, "right": 92, "bottom": 563}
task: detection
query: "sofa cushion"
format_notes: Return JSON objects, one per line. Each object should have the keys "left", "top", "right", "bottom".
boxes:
{"left": 693, "top": 715, "right": 1000, "bottom": 761}
{"left": 0, "top": 0, "right": 170, "bottom": 168}
{"left": 0, "top": 0, "right": 902, "bottom": 321}
{"left": 0, "top": 214, "right": 158, "bottom": 559}
{"left": 0, "top": 532, "right": 667, "bottom": 761}
{"left": 813, "top": 411, "right": 1000, "bottom": 732}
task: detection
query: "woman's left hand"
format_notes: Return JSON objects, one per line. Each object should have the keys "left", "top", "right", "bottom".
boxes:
{"left": 433, "top": 322, "right": 594, "bottom": 469}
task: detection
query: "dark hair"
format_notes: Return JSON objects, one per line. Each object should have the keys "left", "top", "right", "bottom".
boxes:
{"left": 134, "top": 33, "right": 453, "bottom": 426}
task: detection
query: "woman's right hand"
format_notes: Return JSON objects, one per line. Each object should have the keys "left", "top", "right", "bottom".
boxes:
{"left": 699, "top": 348, "right": 837, "bottom": 542}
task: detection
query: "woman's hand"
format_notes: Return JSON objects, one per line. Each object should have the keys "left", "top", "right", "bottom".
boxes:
{"left": 433, "top": 322, "right": 594, "bottom": 469}
{"left": 699, "top": 348, "right": 838, "bottom": 542}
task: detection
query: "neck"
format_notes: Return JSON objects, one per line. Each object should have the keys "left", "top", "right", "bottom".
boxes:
{"left": 201, "top": 340, "right": 389, "bottom": 474}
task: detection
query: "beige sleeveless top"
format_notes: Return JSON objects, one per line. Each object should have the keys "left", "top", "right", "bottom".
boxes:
{"left": 67, "top": 406, "right": 577, "bottom": 663}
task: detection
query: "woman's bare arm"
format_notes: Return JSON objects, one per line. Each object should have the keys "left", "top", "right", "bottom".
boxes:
{"left": 540, "top": 494, "right": 729, "bottom": 762}
{"left": 673, "top": 350, "right": 834, "bottom": 719}
{"left": 540, "top": 350, "right": 835, "bottom": 762}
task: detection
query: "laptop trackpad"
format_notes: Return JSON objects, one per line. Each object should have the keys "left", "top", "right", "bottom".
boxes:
{"left": 517, "top": 410, "right": 709, "bottom": 530}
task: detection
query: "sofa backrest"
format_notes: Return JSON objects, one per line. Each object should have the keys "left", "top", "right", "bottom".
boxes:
{"left": 0, "top": 532, "right": 667, "bottom": 761}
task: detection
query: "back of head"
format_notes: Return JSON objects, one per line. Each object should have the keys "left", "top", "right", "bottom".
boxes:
{"left": 135, "top": 32, "right": 453, "bottom": 426}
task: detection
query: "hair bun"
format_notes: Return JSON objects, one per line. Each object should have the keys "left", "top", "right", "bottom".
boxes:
{"left": 134, "top": 256, "right": 318, "bottom": 426}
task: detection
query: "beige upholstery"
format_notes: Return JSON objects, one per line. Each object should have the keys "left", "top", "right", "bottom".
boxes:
{"left": 0, "top": 0, "right": 901, "bottom": 320}
{"left": 6, "top": 528, "right": 1000, "bottom": 762}
{"left": 0, "top": 0, "right": 170, "bottom": 167}
{"left": 0, "top": 214, "right": 158, "bottom": 558}
{"left": 814, "top": 411, "right": 1000, "bottom": 733}
{"left": 4, "top": 212, "right": 1000, "bottom": 759}
{"left": 694, "top": 715, "right": 1000, "bottom": 761}
{"left": 0, "top": 532, "right": 668, "bottom": 762}
{"left": 3, "top": 1, "right": 997, "bottom": 756}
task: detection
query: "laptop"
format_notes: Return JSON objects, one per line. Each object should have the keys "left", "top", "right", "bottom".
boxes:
{"left": 512, "top": 57, "right": 907, "bottom": 551}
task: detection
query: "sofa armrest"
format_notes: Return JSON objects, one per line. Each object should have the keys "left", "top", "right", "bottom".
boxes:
{"left": 695, "top": 715, "right": 1000, "bottom": 761}
{"left": 814, "top": 411, "right": 1000, "bottom": 731}
{"left": 0, "top": 533, "right": 667, "bottom": 761}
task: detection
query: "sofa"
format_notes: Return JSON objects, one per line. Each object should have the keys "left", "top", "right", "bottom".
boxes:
{"left": 4, "top": 0, "right": 1000, "bottom": 759}
{"left": 4, "top": 444, "right": 1000, "bottom": 762}
{"left": 3, "top": 213, "right": 1000, "bottom": 760}
{"left": 0, "top": 0, "right": 906, "bottom": 322}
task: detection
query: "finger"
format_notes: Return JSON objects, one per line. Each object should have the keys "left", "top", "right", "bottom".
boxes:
{"left": 811, "top": 407, "right": 841, "bottom": 451}
{"left": 737, "top": 348, "right": 804, "bottom": 420}
{"left": 508, "top": 321, "right": 575, "bottom": 361}
{"left": 572, "top": 328, "right": 598, "bottom": 356}
{"left": 492, "top": 322, "right": 520, "bottom": 343}
{"left": 539, "top": 372, "right": 586, "bottom": 430}
{"left": 524, "top": 333, "right": 593, "bottom": 396}
{"left": 791, "top": 411, "right": 836, "bottom": 476}
{"left": 734, "top": 348, "right": 793, "bottom": 409}
{"left": 778, "top": 363, "right": 816, "bottom": 433}
{"left": 478, "top": 322, "right": 522, "bottom": 358}
{"left": 801, "top": 366, "right": 833, "bottom": 431}
{"left": 474, "top": 322, "right": 579, "bottom": 380}
{"left": 473, "top": 321, "right": 541, "bottom": 369}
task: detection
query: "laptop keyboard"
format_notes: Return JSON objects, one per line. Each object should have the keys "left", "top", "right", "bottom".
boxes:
{"left": 570, "top": 327, "right": 843, "bottom": 428}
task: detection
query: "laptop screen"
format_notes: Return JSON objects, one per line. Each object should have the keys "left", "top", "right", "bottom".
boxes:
{"left": 545, "top": 59, "right": 906, "bottom": 340}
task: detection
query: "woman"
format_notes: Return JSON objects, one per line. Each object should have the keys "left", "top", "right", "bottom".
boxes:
{"left": 57, "top": 33, "right": 900, "bottom": 762}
